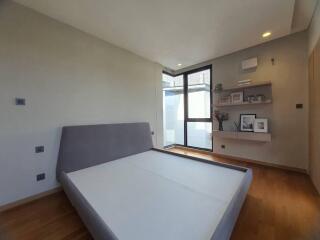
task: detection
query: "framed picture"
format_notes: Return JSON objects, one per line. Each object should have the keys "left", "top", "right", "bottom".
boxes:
{"left": 218, "top": 96, "right": 231, "bottom": 105}
{"left": 231, "top": 92, "right": 243, "bottom": 104}
{"left": 240, "top": 114, "right": 256, "bottom": 132}
{"left": 254, "top": 118, "right": 268, "bottom": 133}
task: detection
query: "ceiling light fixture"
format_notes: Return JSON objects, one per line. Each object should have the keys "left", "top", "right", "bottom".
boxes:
{"left": 177, "top": 63, "right": 182, "bottom": 67}
{"left": 262, "top": 31, "right": 271, "bottom": 38}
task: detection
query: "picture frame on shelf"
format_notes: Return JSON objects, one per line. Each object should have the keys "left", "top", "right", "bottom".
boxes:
{"left": 254, "top": 118, "right": 268, "bottom": 133}
{"left": 231, "top": 91, "right": 243, "bottom": 104}
{"left": 240, "top": 114, "right": 256, "bottom": 132}
{"left": 218, "top": 96, "right": 231, "bottom": 105}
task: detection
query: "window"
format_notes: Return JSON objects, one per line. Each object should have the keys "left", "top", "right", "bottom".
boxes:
{"left": 163, "top": 73, "right": 184, "bottom": 146}
{"left": 162, "top": 65, "right": 212, "bottom": 150}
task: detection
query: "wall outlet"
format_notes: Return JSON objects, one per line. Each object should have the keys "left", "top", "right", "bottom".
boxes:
{"left": 36, "top": 173, "right": 45, "bottom": 181}
{"left": 15, "top": 98, "right": 26, "bottom": 106}
{"left": 221, "top": 145, "right": 226, "bottom": 149}
{"left": 35, "top": 146, "right": 44, "bottom": 153}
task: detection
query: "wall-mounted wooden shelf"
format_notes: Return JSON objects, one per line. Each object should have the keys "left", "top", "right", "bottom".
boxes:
{"left": 214, "top": 99, "right": 272, "bottom": 107}
{"left": 215, "top": 81, "right": 272, "bottom": 93}
{"left": 213, "top": 130, "right": 271, "bottom": 142}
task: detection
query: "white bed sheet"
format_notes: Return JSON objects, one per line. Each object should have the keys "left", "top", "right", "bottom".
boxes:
{"left": 67, "top": 150, "right": 246, "bottom": 240}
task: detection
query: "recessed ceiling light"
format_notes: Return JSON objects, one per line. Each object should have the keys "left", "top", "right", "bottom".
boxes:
{"left": 262, "top": 31, "right": 271, "bottom": 38}
{"left": 177, "top": 63, "right": 182, "bottom": 67}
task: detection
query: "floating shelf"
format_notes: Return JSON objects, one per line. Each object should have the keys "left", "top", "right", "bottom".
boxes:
{"left": 215, "top": 82, "right": 272, "bottom": 93}
{"left": 213, "top": 130, "right": 271, "bottom": 142}
{"left": 214, "top": 99, "right": 272, "bottom": 107}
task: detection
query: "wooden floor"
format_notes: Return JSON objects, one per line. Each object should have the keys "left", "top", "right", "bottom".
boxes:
{"left": 0, "top": 147, "right": 319, "bottom": 240}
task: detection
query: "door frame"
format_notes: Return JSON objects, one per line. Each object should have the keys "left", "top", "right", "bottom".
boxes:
{"left": 163, "top": 65, "right": 213, "bottom": 151}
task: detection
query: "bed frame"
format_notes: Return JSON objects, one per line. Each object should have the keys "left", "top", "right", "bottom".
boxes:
{"left": 57, "top": 122, "right": 252, "bottom": 240}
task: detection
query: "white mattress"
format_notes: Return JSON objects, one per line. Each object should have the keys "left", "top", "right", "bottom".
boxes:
{"left": 67, "top": 150, "right": 246, "bottom": 240}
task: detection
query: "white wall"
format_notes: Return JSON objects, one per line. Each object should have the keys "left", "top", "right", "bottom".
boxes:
{"left": 176, "top": 32, "right": 309, "bottom": 170}
{"left": 309, "top": 0, "right": 320, "bottom": 54}
{"left": 0, "top": 1, "right": 163, "bottom": 206}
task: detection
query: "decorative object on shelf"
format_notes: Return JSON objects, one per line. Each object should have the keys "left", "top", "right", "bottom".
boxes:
{"left": 218, "top": 96, "right": 231, "bottom": 105}
{"left": 247, "top": 95, "right": 256, "bottom": 103}
{"left": 214, "top": 110, "right": 229, "bottom": 131}
{"left": 214, "top": 83, "right": 223, "bottom": 93}
{"left": 234, "top": 121, "right": 240, "bottom": 132}
{"left": 231, "top": 91, "right": 243, "bottom": 104}
{"left": 243, "top": 94, "right": 268, "bottom": 104}
{"left": 255, "top": 94, "right": 266, "bottom": 102}
{"left": 254, "top": 118, "right": 268, "bottom": 133}
{"left": 240, "top": 114, "right": 256, "bottom": 132}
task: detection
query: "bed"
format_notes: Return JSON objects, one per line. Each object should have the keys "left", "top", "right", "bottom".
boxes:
{"left": 57, "top": 122, "right": 252, "bottom": 240}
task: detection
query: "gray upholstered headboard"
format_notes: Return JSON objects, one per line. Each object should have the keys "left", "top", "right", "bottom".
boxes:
{"left": 56, "top": 122, "right": 153, "bottom": 181}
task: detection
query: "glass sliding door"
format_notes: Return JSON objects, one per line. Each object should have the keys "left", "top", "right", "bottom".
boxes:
{"left": 163, "top": 65, "right": 212, "bottom": 151}
{"left": 185, "top": 66, "right": 212, "bottom": 150}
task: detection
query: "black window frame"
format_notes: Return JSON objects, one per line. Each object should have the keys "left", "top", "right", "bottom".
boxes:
{"left": 162, "top": 65, "right": 213, "bottom": 151}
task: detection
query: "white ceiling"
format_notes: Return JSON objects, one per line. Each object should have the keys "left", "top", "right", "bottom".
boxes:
{"left": 14, "top": 0, "right": 318, "bottom": 70}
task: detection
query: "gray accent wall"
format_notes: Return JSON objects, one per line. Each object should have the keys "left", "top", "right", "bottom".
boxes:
{"left": 0, "top": 1, "right": 163, "bottom": 206}
{"left": 175, "top": 32, "right": 309, "bottom": 171}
